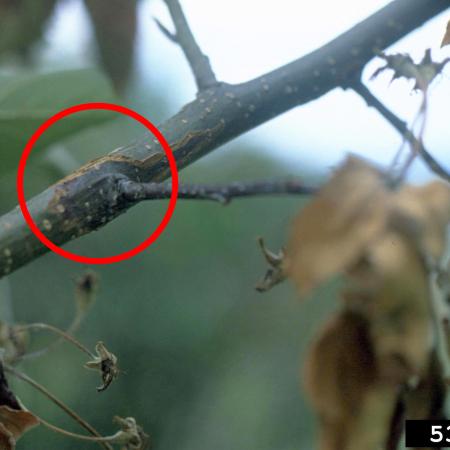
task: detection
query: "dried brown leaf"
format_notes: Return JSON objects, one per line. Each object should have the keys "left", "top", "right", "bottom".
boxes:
{"left": 297, "top": 163, "right": 450, "bottom": 449}
{"left": 0, "top": 362, "right": 39, "bottom": 449}
{"left": 0, "top": 406, "right": 39, "bottom": 450}
{"left": 343, "top": 183, "right": 443, "bottom": 384}
{"left": 351, "top": 230, "right": 432, "bottom": 383}
{"left": 304, "top": 310, "right": 398, "bottom": 450}
{"left": 286, "top": 156, "right": 389, "bottom": 294}
{"left": 304, "top": 311, "right": 375, "bottom": 420}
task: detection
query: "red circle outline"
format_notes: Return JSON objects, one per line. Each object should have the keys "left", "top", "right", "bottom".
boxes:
{"left": 17, "top": 102, "right": 179, "bottom": 265}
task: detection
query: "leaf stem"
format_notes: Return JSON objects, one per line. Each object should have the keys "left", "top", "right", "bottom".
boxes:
{"left": 16, "top": 323, "right": 95, "bottom": 359}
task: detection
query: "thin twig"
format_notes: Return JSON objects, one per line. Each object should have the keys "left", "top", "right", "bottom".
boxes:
{"left": 20, "top": 271, "right": 98, "bottom": 361}
{"left": 159, "top": 0, "right": 217, "bottom": 90}
{"left": 154, "top": 18, "right": 178, "bottom": 43}
{"left": 120, "top": 179, "right": 317, "bottom": 204}
{"left": 5, "top": 365, "right": 113, "bottom": 450}
{"left": 39, "top": 418, "right": 116, "bottom": 442}
{"left": 39, "top": 415, "right": 147, "bottom": 448}
{"left": 16, "top": 323, "right": 95, "bottom": 359}
{"left": 396, "top": 78, "right": 428, "bottom": 180}
{"left": 351, "top": 80, "right": 450, "bottom": 183}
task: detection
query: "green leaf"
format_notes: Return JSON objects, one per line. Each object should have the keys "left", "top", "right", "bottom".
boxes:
{"left": 0, "top": 68, "right": 118, "bottom": 176}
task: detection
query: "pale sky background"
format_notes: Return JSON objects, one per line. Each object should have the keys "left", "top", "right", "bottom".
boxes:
{"left": 41, "top": 0, "right": 450, "bottom": 182}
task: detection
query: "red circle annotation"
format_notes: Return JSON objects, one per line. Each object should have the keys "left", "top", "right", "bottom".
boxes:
{"left": 16, "top": 102, "right": 179, "bottom": 265}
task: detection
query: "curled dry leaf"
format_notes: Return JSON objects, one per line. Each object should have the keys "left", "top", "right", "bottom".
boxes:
{"left": 308, "top": 321, "right": 399, "bottom": 450}
{"left": 292, "top": 156, "right": 450, "bottom": 449}
{"left": 84, "top": 342, "right": 119, "bottom": 392}
{"left": 286, "top": 156, "right": 389, "bottom": 295}
{"left": 348, "top": 229, "right": 432, "bottom": 383}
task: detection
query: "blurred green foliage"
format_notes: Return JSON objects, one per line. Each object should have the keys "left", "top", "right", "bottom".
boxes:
{"left": 0, "top": 68, "right": 117, "bottom": 176}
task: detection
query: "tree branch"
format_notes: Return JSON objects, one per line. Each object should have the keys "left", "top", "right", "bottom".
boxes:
{"left": 158, "top": 0, "right": 217, "bottom": 90}
{"left": 119, "top": 179, "right": 316, "bottom": 204}
{"left": 0, "top": 0, "right": 448, "bottom": 279}
{"left": 351, "top": 80, "right": 450, "bottom": 183}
